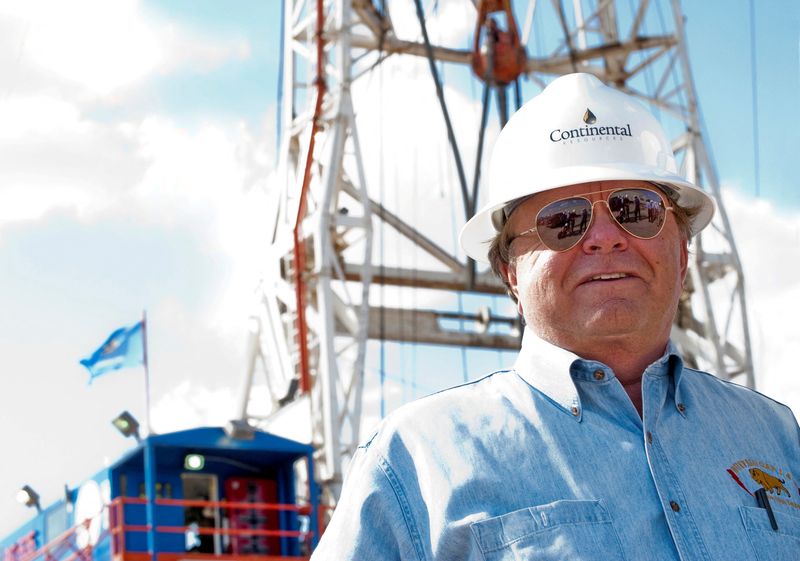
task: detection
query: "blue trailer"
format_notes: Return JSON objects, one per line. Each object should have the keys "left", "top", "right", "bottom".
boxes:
{"left": 2, "top": 427, "right": 319, "bottom": 561}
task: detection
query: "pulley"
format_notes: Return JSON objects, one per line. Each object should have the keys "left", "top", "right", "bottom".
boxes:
{"left": 471, "top": 0, "right": 527, "bottom": 85}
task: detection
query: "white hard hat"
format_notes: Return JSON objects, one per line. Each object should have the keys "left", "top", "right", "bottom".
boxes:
{"left": 460, "top": 73, "right": 715, "bottom": 263}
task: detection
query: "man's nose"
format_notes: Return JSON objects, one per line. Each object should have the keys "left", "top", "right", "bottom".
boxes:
{"left": 580, "top": 202, "right": 629, "bottom": 254}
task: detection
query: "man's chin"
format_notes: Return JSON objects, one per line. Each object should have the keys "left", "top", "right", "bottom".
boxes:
{"left": 575, "top": 305, "right": 644, "bottom": 336}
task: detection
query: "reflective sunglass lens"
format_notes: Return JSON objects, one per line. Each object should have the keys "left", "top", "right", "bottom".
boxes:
{"left": 536, "top": 197, "right": 592, "bottom": 251}
{"left": 531, "top": 188, "right": 668, "bottom": 251}
{"left": 608, "top": 189, "right": 666, "bottom": 239}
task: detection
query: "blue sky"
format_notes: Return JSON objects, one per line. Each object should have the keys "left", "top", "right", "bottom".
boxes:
{"left": 684, "top": 0, "right": 799, "bottom": 203}
{"left": 1, "top": 0, "right": 798, "bottom": 537}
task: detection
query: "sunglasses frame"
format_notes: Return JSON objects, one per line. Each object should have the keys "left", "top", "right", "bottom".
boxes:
{"left": 509, "top": 186, "right": 674, "bottom": 252}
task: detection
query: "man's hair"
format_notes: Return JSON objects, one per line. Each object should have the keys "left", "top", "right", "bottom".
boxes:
{"left": 487, "top": 189, "right": 703, "bottom": 304}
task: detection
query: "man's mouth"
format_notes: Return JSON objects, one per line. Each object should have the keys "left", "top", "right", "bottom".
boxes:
{"left": 588, "top": 273, "right": 630, "bottom": 281}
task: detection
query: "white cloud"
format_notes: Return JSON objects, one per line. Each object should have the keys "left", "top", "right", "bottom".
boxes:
{"left": 126, "top": 116, "right": 276, "bottom": 340}
{"left": 0, "top": 95, "right": 144, "bottom": 229}
{"left": 0, "top": 183, "right": 92, "bottom": 224}
{"left": 0, "top": 95, "right": 85, "bottom": 138}
{"left": 5, "top": 0, "right": 162, "bottom": 97}
{"left": 388, "top": 0, "right": 476, "bottom": 48}
{"left": 134, "top": 117, "right": 246, "bottom": 211}
{"left": 0, "top": 0, "right": 250, "bottom": 98}
{"left": 721, "top": 188, "right": 800, "bottom": 413}
{"left": 152, "top": 380, "right": 238, "bottom": 433}
{"left": 159, "top": 23, "right": 251, "bottom": 75}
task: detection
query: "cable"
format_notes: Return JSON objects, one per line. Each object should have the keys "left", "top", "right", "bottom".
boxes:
{"left": 472, "top": 78, "right": 493, "bottom": 220}
{"left": 444, "top": 140, "right": 470, "bottom": 384}
{"left": 378, "top": 59, "right": 386, "bottom": 419}
{"left": 411, "top": 0, "right": 472, "bottom": 219}
{"left": 749, "top": 0, "right": 761, "bottom": 197}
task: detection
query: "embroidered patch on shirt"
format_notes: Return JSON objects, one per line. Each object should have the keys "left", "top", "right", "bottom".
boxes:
{"left": 727, "top": 459, "right": 800, "bottom": 510}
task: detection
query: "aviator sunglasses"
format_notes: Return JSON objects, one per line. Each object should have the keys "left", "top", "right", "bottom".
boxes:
{"left": 509, "top": 187, "right": 674, "bottom": 252}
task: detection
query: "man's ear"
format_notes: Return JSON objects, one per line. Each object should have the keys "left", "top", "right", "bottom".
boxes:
{"left": 500, "top": 260, "right": 522, "bottom": 312}
{"left": 679, "top": 238, "right": 689, "bottom": 286}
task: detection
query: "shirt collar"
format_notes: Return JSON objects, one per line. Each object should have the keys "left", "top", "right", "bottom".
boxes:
{"left": 660, "top": 339, "right": 687, "bottom": 411}
{"left": 513, "top": 328, "right": 584, "bottom": 420}
{"left": 513, "top": 328, "right": 685, "bottom": 419}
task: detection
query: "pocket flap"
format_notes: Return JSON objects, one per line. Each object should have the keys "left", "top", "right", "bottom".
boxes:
{"left": 740, "top": 504, "right": 800, "bottom": 537}
{"left": 471, "top": 499, "right": 612, "bottom": 552}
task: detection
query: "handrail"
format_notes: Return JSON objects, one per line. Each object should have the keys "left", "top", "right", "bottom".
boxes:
{"left": 115, "top": 496, "right": 312, "bottom": 515}
{"left": 109, "top": 496, "right": 314, "bottom": 557}
{"left": 16, "top": 509, "right": 108, "bottom": 561}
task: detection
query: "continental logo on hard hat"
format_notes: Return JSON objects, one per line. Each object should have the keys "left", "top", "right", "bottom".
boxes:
{"left": 549, "top": 108, "right": 632, "bottom": 143}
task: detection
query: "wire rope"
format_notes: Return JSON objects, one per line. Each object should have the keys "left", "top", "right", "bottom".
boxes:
{"left": 473, "top": 76, "right": 493, "bottom": 221}
{"left": 378, "top": 58, "right": 387, "bottom": 419}
{"left": 748, "top": 0, "right": 761, "bottom": 197}
{"left": 449, "top": 168, "right": 470, "bottom": 384}
{"left": 492, "top": 294, "right": 505, "bottom": 367}
{"left": 413, "top": 144, "right": 422, "bottom": 400}
{"left": 412, "top": 0, "right": 473, "bottom": 219}
{"left": 394, "top": 156, "right": 404, "bottom": 409}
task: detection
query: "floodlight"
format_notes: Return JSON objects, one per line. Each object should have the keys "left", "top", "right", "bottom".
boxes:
{"left": 225, "top": 419, "right": 255, "bottom": 440}
{"left": 16, "top": 485, "right": 41, "bottom": 512}
{"left": 184, "top": 454, "right": 205, "bottom": 471}
{"left": 64, "top": 484, "right": 73, "bottom": 513}
{"left": 112, "top": 411, "right": 141, "bottom": 442}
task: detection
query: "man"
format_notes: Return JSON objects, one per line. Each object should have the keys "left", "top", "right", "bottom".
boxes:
{"left": 311, "top": 74, "right": 800, "bottom": 560}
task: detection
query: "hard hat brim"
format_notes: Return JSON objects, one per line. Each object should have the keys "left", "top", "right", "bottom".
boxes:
{"left": 460, "top": 163, "right": 716, "bottom": 263}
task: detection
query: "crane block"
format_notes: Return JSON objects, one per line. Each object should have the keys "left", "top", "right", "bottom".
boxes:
{"left": 471, "top": 0, "right": 527, "bottom": 85}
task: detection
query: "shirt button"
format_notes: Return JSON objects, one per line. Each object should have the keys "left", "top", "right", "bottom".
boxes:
{"left": 670, "top": 501, "right": 681, "bottom": 513}
{"left": 593, "top": 369, "right": 605, "bottom": 380}
{"left": 677, "top": 403, "right": 686, "bottom": 413}
{"left": 646, "top": 432, "right": 653, "bottom": 444}
{"left": 571, "top": 406, "right": 580, "bottom": 417}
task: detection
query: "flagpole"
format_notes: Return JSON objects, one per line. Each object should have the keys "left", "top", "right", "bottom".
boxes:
{"left": 142, "top": 309, "right": 152, "bottom": 436}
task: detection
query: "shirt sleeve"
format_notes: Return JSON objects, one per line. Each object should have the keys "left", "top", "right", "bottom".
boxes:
{"left": 310, "top": 442, "right": 423, "bottom": 561}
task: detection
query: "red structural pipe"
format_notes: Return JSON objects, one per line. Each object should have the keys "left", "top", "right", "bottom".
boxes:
{"left": 157, "top": 527, "right": 308, "bottom": 539}
{"left": 156, "top": 497, "right": 312, "bottom": 514}
{"left": 292, "top": 0, "right": 326, "bottom": 395}
{"left": 119, "top": 496, "right": 312, "bottom": 513}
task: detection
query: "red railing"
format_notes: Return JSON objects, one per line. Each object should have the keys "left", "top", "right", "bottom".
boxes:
{"left": 109, "top": 497, "right": 314, "bottom": 561}
{"left": 15, "top": 509, "right": 109, "bottom": 561}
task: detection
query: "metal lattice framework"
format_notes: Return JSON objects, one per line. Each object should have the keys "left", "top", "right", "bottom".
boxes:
{"left": 238, "top": 0, "right": 753, "bottom": 510}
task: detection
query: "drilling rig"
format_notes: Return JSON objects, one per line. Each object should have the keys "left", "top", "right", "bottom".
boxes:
{"left": 238, "top": 0, "right": 753, "bottom": 515}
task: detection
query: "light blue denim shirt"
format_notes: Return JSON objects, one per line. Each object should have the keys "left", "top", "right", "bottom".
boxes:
{"left": 312, "top": 330, "right": 800, "bottom": 560}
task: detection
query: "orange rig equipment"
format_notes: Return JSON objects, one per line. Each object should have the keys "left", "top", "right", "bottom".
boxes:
{"left": 471, "top": 0, "right": 527, "bottom": 85}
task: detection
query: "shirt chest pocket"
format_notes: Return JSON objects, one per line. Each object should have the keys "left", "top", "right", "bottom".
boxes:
{"left": 470, "top": 500, "right": 627, "bottom": 561}
{"left": 740, "top": 505, "right": 800, "bottom": 561}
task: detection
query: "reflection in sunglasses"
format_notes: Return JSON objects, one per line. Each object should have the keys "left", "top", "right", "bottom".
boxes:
{"left": 517, "top": 188, "right": 672, "bottom": 252}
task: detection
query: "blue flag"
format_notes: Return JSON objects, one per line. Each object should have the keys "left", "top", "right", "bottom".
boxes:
{"left": 80, "top": 321, "right": 145, "bottom": 383}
